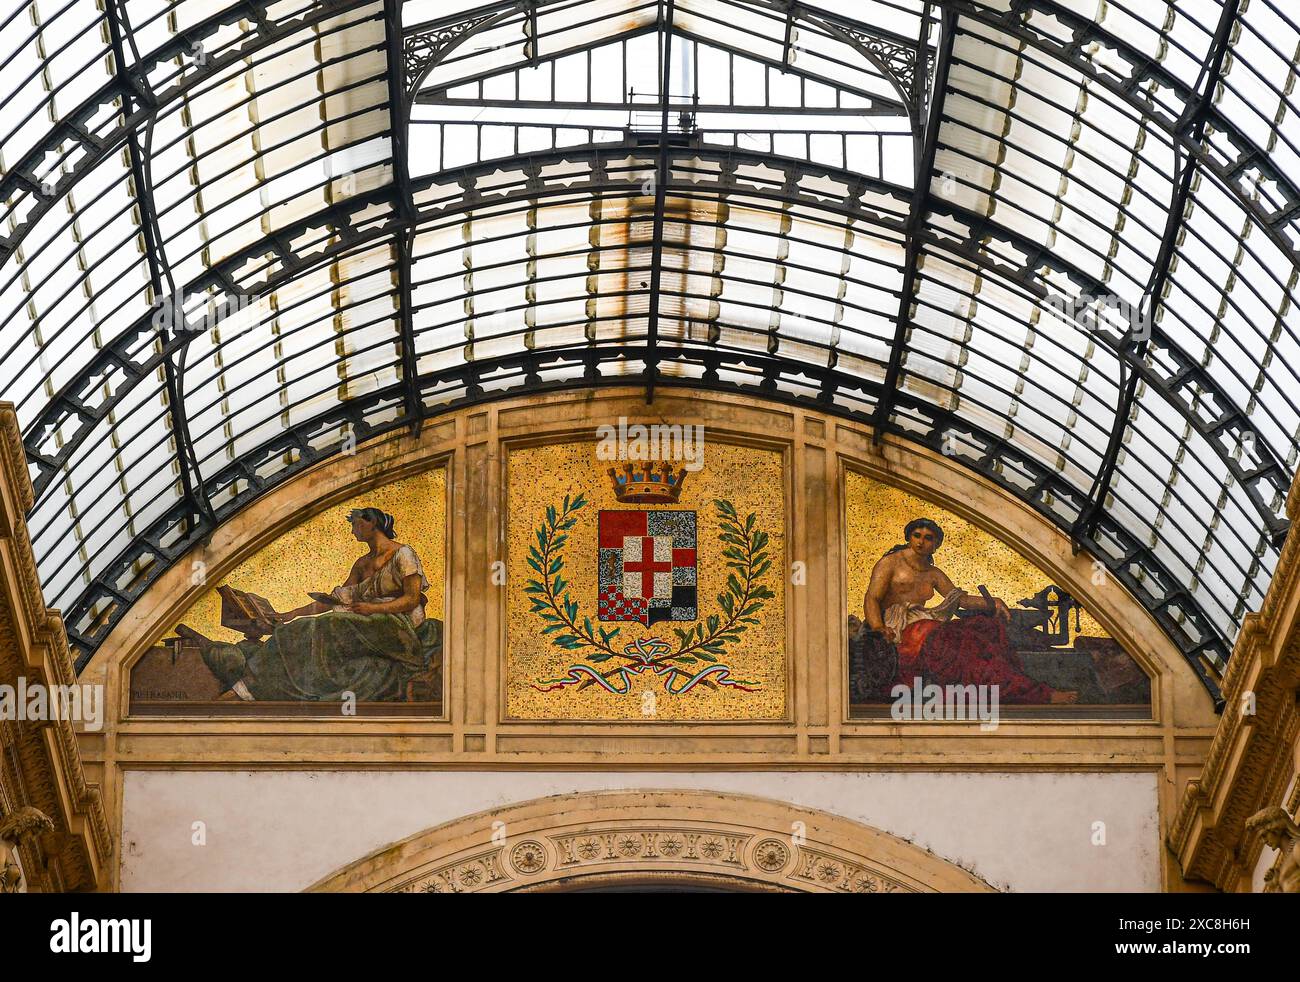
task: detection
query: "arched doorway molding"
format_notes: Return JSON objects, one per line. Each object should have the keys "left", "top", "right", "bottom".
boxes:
{"left": 307, "top": 789, "right": 996, "bottom": 893}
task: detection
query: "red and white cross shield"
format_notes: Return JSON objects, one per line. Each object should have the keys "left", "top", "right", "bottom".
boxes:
{"left": 597, "top": 511, "right": 697, "bottom": 626}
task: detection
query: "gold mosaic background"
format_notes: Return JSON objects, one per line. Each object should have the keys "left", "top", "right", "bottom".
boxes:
{"left": 506, "top": 441, "right": 787, "bottom": 720}
{"left": 172, "top": 468, "right": 446, "bottom": 641}
{"left": 844, "top": 470, "right": 1108, "bottom": 639}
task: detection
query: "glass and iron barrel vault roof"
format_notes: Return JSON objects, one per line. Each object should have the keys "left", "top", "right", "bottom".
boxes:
{"left": 1, "top": 0, "right": 1297, "bottom": 703}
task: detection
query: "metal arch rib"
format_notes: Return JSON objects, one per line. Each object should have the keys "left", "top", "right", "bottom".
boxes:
{"left": 103, "top": 0, "right": 215, "bottom": 529}
{"left": 38, "top": 143, "right": 1237, "bottom": 697}
{"left": 24, "top": 139, "right": 1288, "bottom": 543}
{"left": 60, "top": 342, "right": 1231, "bottom": 700}
{"left": 1070, "top": 0, "right": 1249, "bottom": 546}
{"left": 403, "top": 10, "right": 503, "bottom": 97}
{"left": 871, "top": 8, "right": 957, "bottom": 442}
{"left": 27, "top": 143, "right": 903, "bottom": 499}
{"left": 940, "top": 0, "right": 1300, "bottom": 274}
{"left": 403, "top": 0, "right": 919, "bottom": 110}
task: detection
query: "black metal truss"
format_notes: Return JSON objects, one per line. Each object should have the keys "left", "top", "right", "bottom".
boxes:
{"left": 925, "top": 199, "right": 1292, "bottom": 548}
{"left": 1072, "top": 0, "right": 1246, "bottom": 548}
{"left": 831, "top": 29, "right": 917, "bottom": 102}
{"left": 1014, "top": 0, "right": 1300, "bottom": 231}
{"left": 700, "top": 0, "right": 929, "bottom": 84}
{"left": 391, "top": 0, "right": 913, "bottom": 413}
{"left": 13, "top": 0, "right": 1284, "bottom": 291}
{"left": 23, "top": 181, "right": 398, "bottom": 501}
{"left": 25, "top": 138, "right": 1269, "bottom": 518}
{"left": 945, "top": 0, "right": 1300, "bottom": 279}
{"left": 103, "top": 0, "right": 214, "bottom": 532}
{"left": 918, "top": 2, "right": 937, "bottom": 115}
{"left": 403, "top": 9, "right": 500, "bottom": 95}
{"left": 385, "top": 0, "right": 424, "bottom": 434}
{"left": 643, "top": 0, "right": 677, "bottom": 401}
{"left": 868, "top": 3, "right": 1292, "bottom": 546}
{"left": 872, "top": 8, "right": 956, "bottom": 442}
{"left": 34, "top": 142, "right": 898, "bottom": 502}
{"left": 402, "top": 0, "right": 919, "bottom": 112}
{"left": 395, "top": 0, "right": 1300, "bottom": 262}
{"left": 38, "top": 141, "right": 1249, "bottom": 695}
{"left": 806, "top": 11, "right": 923, "bottom": 121}
{"left": 411, "top": 28, "right": 915, "bottom": 120}
{"left": 417, "top": 94, "right": 896, "bottom": 116}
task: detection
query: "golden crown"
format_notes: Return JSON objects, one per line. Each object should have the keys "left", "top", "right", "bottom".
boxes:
{"left": 607, "top": 462, "right": 689, "bottom": 504}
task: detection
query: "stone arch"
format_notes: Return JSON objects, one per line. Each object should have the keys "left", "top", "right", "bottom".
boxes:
{"left": 307, "top": 790, "right": 996, "bottom": 893}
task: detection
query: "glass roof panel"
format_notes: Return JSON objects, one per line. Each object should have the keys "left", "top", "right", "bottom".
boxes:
{"left": 0, "top": 0, "right": 1293, "bottom": 697}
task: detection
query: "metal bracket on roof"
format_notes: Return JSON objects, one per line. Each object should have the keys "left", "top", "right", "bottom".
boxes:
{"left": 404, "top": 12, "right": 498, "bottom": 97}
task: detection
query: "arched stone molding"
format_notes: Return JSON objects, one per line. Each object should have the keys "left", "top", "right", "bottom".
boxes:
{"left": 307, "top": 790, "right": 996, "bottom": 893}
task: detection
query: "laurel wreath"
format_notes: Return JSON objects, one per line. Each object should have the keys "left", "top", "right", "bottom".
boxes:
{"left": 525, "top": 494, "right": 774, "bottom": 691}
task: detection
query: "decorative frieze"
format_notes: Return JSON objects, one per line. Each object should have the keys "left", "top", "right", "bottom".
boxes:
{"left": 309, "top": 791, "right": 981, "bottom": 894}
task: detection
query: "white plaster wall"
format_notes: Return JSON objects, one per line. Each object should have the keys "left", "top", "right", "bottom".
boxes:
{"left": 120, "top": 770, "right": 1160, "bottom": 893}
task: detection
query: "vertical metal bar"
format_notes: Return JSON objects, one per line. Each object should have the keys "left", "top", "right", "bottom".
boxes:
{"left": 528, "top": 0, "right": 539, "bottom": 67}
{"left": 871, "top": 9, "right": 956, "bottom": 443}
{"left": 782, "top": 0, "right": 795, "bottom": 67}
{"left": 644, "top": 0, "right": 676, "bottom": 402}
{"left": 384, "top": 0, "right": 424, "bottom": 434}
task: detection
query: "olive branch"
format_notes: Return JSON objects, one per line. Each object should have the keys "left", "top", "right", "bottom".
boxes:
{"left": 525, "top": 496, "right": 774, "bottom": 691}
{"left": 523, "top": 492, "right": 625, "bottom": 657}
{"left": 667, "top": 499, "right": 775, "bottom": 666}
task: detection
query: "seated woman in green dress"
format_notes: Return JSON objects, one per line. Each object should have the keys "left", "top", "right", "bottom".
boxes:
{"left": 176, "top": 508, "right": 439, "bottom": 703}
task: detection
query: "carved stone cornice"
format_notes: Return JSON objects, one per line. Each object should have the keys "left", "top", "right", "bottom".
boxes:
{"left": 1168, "top": 475, "right": 1300, "bottom": 890}
{"left": 0, "top": 402, "right": 111, "bottom": 891}
{"left": 0, "top": 804, "right": 54, "bottom": 845}
{"left": 307, "top": 790, "right": 997, "bottom": 893}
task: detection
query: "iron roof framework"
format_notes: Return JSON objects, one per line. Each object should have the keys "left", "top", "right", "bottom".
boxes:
{"left": 0, "top": 0, "right": 1295, "bottom": 706}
